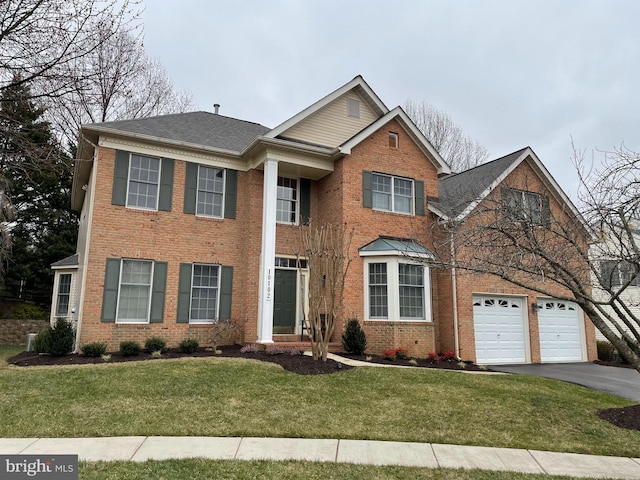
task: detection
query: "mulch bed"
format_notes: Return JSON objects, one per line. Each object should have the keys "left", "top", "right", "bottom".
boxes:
{"left": 9, "top": 347, "right": 640, "bottom": 431}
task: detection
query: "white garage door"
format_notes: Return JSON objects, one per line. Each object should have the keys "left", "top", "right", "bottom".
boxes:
{"left": 473, "top": 296, "right": 526, "bottom": 364}
{"left": 537, "top": 300, "right": 583, "bottom": 362}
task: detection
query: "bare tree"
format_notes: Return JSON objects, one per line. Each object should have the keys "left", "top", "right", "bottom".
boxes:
{"left": 0, "top": 0, "right": 142, "bottom": 100}
{"left": 46, "top": 26, "right": 194, "bottom": 143}
{"left": 432, "top": 147, "right": 640, "bottom": 372}
{"left": 405, "top": 100, "right": 489, "bottom": 172}
{"left": 296, "top": 222, "right": 353, "bottom": 361}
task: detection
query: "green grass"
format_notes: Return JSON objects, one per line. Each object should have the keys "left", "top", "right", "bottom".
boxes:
{"left": 79, "top": 459, "right": 588, "bottom": 480}
{"left": 0, "top": 345, "right": 23, "bottom": 369}
{"left": 1, "top": 353, "right": 639, "bottom": 457}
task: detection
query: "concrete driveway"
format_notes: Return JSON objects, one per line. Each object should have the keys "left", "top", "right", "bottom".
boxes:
{"left": 492, "top": 363, "right": 640, "bottom": 402}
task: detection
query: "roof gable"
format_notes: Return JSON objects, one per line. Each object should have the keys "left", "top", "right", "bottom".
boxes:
{"left": 432, "top": 147, "right": 587, "bottom": 230}
{"left": 340, "top": 107, "right": 451, "bottom": 176}
{"left": 265, "top": 75, "right": 389, "bottom": 143}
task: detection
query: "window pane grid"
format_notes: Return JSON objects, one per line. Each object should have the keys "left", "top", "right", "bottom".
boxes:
{"left": 117, "top": 260, "right": 152, "bottom": 323}
{"left": 197, "top": 166, "right": 224, "bottom": 218}
{"left": 399, "top": 264, "right": 425, "bottom": 319}
{"left": 276, "top": 177, "right": 297, "bottom": 224}
{"left": 55, "top": 274, "right": 72, "bottom": 317}
{"left": 190, "top": 264, "right": 219, "bottom": 322}
{"left": 372, "top": 173, "right": 414, "bottom": 214}
{"left": 128, "top": 155, "right": 160, "bottom": 210}
{"left": 369, "top": 263, "right": 388, "bottom": 318}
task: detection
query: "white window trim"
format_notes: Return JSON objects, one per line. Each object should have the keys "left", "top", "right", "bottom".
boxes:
{"left": 363, "top": 256, "right": 432, "bottom": 322}
{"left": 55, "top": 273, "right": 72, "bottom": 317}
{"left": 189, "top": 263, "right": 221, "bottom": 324}
{"left": 372, "top": 172, "right": 415, "bottom": 215}
{"left": 125, "top": 153, "right": 161, "bottom": 211}
{"left": 276, "top": 176, "right": 300, "bottom": 225}
{"left": 115, "top": 259, "right": 154, "bottom": 324}
{"left": 196, "top": 164, "right": 226, "bottom": 219}
{"left": 507, "top": 188, "right": 543, "bottom": 225}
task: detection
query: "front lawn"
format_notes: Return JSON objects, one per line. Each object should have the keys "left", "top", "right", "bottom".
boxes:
{"left": 1, "top": 354, "right": 638, "bottom": 457}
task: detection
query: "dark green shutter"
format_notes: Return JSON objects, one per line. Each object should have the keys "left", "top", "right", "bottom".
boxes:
{"left": 415, "top": 180, "right": 425, "bottom": 216}
{"left": 224, "top": 169, "right": 237, "bottom": 219}
{"left": 300, "top": 178, "right": 311, "bottom": 224}
{"left": 112, "top": 151, "right": 130, "bottom": 206}
{"left": 362, "top": 171, "right": 372, "bottom": 208}
{"left": 219, "top": 266, "right": 233, "bottom": 320}
{"left": 183, "top": 162, "right": 198, "bottom": 214}
{"left": 150, "top": 261, "right": 167, "bottom": 323}
{"left": 177, "top": 263, "right": 192, "bottom": 323}
{"left": 158, "top": 158, "right": 174, "bottom": 212}
{"left": 101, "top": 259, "right": 121, "bottom": 322}
{"left": 541, "top": 195, "right": 551, "bottom": 227}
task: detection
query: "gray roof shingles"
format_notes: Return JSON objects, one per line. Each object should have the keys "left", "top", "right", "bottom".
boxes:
{"left": 435, "top": 147, "right": 529, "bottom": 219}
{"left": 51, "top": 254, "right": 78, "bottom": 268}
{"left": 85, "top": 111, "right": 271, "bottom": 153}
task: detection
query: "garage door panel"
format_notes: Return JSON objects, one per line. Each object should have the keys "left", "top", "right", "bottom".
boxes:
{"left": 473, "top": 295, "right": 526, "bottom": 364}
{"left": 537, "top": 300, "right": 583, "bottom": 362}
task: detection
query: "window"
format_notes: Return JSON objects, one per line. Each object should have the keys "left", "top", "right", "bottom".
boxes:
{"left": 369, "top": 263, "right": 388, "bottom": 318}
{"left": 55, "top": 273, "right": 72, "bottom": 317}
{"left": 347, "top": 98, "right": 360, "bottom": 118}
{"left": 389, "top": 132, "right": 399, "bottom": 148}
{"left": 504, "top": 188, "right": 546, "bottom": 225}
{"left": 365, "top": 258, "right": 430, "bottom": 321}
{"left": 372, "top": 173, "right": 414, "bottom": 214}
{"left": 117, "top": 260, "right": 153, "bottom": 323}
{"left": 127, "top": 154, "right": 160, "bottom": 210}
{"left": 197, "top": 165, "right": 225, "bottom": 218}
{"left": 398, "top": 264, "right": 424, "bottom": 319}
{"left": 277, "top": 177, "right": 298, "bottom": 224}
{"left": 600, "top": 260, "right": 640, "bottom": 288}
{"left": 190, "top": 264, "right": 220, "bottom": 323}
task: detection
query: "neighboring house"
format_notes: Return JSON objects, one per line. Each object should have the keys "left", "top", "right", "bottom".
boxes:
{"left": 54, "top": 76, "right": 597, "bottom": 363}
{"left": 50, "top": 254, "right": 79, "bottom": 325}
{"left": 590, "top": 226, "right": 640, "bottom": 342}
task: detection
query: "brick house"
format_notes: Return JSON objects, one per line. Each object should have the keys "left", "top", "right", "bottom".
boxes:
{"left": 53, "top": 76, "right": 597, "bottom": 363}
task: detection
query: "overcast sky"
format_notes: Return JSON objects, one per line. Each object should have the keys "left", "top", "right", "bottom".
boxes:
{"left": 142, "top": 0, "right": 639, "bottom": 198}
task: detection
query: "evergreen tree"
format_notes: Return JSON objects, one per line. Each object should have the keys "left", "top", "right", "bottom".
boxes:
{"left": 0, "top": 80, "right": 78, "bottom": 306}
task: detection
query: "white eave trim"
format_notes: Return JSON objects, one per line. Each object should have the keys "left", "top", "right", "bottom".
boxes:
{"left": 340, "top": 107, "right": 451, "bottom": 176}
{"left": 264, "top": 75, "right": 389, "bottom": 139}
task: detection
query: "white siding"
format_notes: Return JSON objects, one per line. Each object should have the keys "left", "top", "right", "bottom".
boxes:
{"left": 282, "top": 92, "right": 379, "bottom": 147}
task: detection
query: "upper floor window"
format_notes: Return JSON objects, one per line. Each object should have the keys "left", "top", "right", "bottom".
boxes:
{"left": 197, "top": 165, "right": 225, "bottom": 218}
{"left": 277, "top": 176, "right": 298, "bottom": 224}
{"left": 389, "top": 132, "right": 399, "bottom": 148}
{"left": 127, "top": 154, "right": 160, "bottom": 210}
{"left": 503, "top": 188, "right": 548, "bottom": 226}
{"left": 372, "top": 173, "right": 414, "bottom": 214}
{"left": 600, "top": 260, "right": 640, "bottom": 289}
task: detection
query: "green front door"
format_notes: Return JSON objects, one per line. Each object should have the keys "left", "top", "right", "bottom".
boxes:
{"left": 273, "top": 269, "right": 297, "bottom": 334}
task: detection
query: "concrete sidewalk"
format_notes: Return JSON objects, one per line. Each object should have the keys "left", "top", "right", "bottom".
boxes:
{"left": 1, "top": 437, "right": 640, "bottom": 479}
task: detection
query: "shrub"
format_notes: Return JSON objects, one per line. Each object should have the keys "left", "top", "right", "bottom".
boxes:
{"left": 342, "top": 318, "right": 367, "bottom": 355}
{"left": 144, "top": 337, "right": 166, "bottom": 353}
{"left": 382, "top": 349, "right": 397, "bottom": 360}
{"left": 119, "top": 341, "right": 141, "bottom": 356}
{"left": 34, "top": 329, "right": 52, "bottom": 353}
{"left": 395, "top": 348, "right": 409, "bottom": 360}
{"left": 178, "top": 339, "right": 199, "bottom": 354}
{"left": 48, "top": 319, "right": 75, "bottom": 356}
{"left": 441, "top": 351, "right": 456, "bottom": 361}
{"left": 597, "top": 340, "right": 616, "bottom": 362}
{"left": 427, "top": 352, "right": 442, "bottom": 362}
{"left": 14, "top": 304, "right": 48, "bottom": 320}
{"left": 240, "top": 343, "right": 259, "bottom": 354}
{"left": 81, "top": 342, "right": 107, "bottom": 357}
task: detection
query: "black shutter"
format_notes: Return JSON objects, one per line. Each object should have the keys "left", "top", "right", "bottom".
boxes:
{"left": 177, "top": 263, "right": 193, "bottom": 323}
{"left": 158, "top": 158, "right": 174, "bottom": 212}
{"left": 224, "top": 169, "right": 238, "bottom": 219}
{"left": 101, "top": 259, "right": 121, "bottom": 322}
{"left": 150, "top": 261, "right": 167, "bottom": 323}
{"left": 183, "top": 162, "right": 198, "bottom": 214}
{"left": 415, "top": 180, "right": 425, "bottom": 216}
{"left": 219, "top": 266, "right": 234, "bottom": 320}
{"left": 362, "top": 171, "right": 372, "bottom": 208}
{"left": 300, "top": 178, "right": 311, "bottom": 224}
{"left": 112, "top": 151, "right": 129, "bottom": 206}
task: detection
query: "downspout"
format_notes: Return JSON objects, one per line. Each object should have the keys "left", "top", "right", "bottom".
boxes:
{"left": 450, "top": 231, "right": 460, "bottom": 358}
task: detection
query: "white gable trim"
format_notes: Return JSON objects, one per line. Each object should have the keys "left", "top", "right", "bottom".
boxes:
{"left": 265, "top": 76, "right": 388, "bottom": 139}
{"left": 340, "top": 107, "right": 451, "bottom": 176}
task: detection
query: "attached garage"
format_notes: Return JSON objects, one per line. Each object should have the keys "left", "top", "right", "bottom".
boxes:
{"left": 473, "top": 295, "right": 527, "bottom": 364}
{"left": 537, "top": 300, "right": 584, "bottom": 362}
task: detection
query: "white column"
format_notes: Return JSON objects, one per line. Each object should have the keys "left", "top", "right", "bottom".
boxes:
{"left": 257, "top": 158, "right": 278, "bottom": 343}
